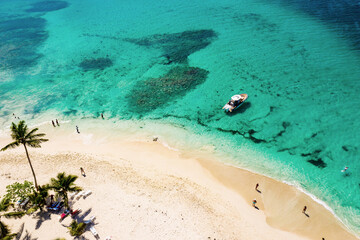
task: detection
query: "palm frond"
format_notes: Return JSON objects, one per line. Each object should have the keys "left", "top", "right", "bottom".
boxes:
{"left": 25, "top": 141, "right": 42, "bottom": 148}
{"left": 0, "top": 220, "right": 11, "bottom": 239}
{"left": 1, "top": 142, "right": 20, "bottom": 151}
{"left": 12, "top": 121, "right": 27, "bottom": 141}
{"left": 40, "top": 184, "right": 51, "bottom": 191}
{"left": 49, "top": 173, "right": 81, "bottom": 208}
{"left": 68, "top": 220, "right": 86, "bottom": 237}
{"left": 1, "top": 236, "right": 16, "bottom": 240}
{"left": 24, "top": 128, "right": 38, "bottom": 139}
{"left": 6, "top": 121, "right": 48, "bottom": 149}
{"left": 10, "top": 122, "right": 21, "bottom": 141}
{"left": 25, "top": 139, "right": 48, "bottom": 148}
{"left": 2, "top": 211, "right": 25, "bottom": 219}
{"left": 0, "top": 197, "right": 12, "bottom": 212}
{"left": 28, "top": 133, "right": 47, "bottom": 140}
{"left": 18, "top": 121, "right": 27, "bottom": 136}
{"left": 26, "top": 207, "right": 37, "bottom": 215}
{"left": 68, "top": 186, "right": 82, "bottom": 192}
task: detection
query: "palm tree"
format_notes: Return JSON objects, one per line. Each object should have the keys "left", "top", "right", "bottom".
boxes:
{"left": 0, "top": 197, "right": 14, "bottom": 240}
{"left": 1, "top": 121, "right": 48, "bottom": 191}
{"left": 0, "top": 197, "right": 24, "bottom": 240}
{"left": 0, "top": 221, "right": 16, "bottom": 240}
{"left": 27, "top": 185, "right": 49, "bottom": 213}
{"left": 49, "top": 173, "right": 82, "bottom": 208}
{"left": 68, "top": 220, "right": 86, "bottom": 237}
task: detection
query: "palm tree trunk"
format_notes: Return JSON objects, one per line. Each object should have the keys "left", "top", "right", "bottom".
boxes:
{"left": 23, "top": 144, "right": 39, "bottom": 191}
{"left": 64, "top": 192, "right": 68, "bottom": 209}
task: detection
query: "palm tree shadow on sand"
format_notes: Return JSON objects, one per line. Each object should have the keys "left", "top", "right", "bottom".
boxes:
{"left": 19, "top": 230, "right": 38, "bottom": 240}
{"left": 15, "top": 223, "right": 24, "bottom": 240}
{"left": 34, "top": 211, "right": 51, "bottom": 230}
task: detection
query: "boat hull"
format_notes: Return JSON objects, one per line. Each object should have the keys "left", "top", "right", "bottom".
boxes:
{"left": 223, "top": 94, "right": 248, "bottom": 112}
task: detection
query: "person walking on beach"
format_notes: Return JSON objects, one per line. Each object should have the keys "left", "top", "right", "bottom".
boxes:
{"left": 255, "top": 183, "right": 262, "bottom": 193}
{"left": 56, "top": 119, "right": 60, "bottom": 126}
{"left": 76, "top": 126, "right": 80, "bottom": 134}
{"left": 80, "top": 167, "right": 86, "bottom": 177}
{"left": 302, "top": 206, "right": 307, "bottom": 214}
{"left": 52, "top": 120, "right": 56, "bottom": 127}
{"left": 252, "top": 199, "right": 257, "bottom": 208}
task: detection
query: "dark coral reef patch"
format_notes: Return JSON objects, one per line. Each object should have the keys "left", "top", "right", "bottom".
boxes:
{"left": 125, "top": 30, "right": 217, "bottom": 63}
{"left": 0, "top": 17, "right": 48, "bottom": 70}
{"left": 26, "top": 1, "right": 69, "bottom": 13}
{"left": 128, "top": 66, "right": 208, "bottom": 113}
{"left": 79, "top": 57, "right": 113, "bottom": 71}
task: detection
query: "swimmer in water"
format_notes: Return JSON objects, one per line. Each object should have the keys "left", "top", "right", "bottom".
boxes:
{"left": 341, "top": 166, "right": 348, "bottom": 172}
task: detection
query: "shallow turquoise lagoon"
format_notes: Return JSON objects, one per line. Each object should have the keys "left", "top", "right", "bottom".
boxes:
{"left": 0, "top": 0, "right": 359, "bottom": 234}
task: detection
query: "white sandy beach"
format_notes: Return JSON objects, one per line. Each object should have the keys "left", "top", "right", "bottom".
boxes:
{"left": 0, "top": 121, "right": 358, "bottom": 240}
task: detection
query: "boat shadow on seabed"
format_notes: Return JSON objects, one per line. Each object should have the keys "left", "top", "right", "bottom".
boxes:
{"left": 226, "top": 102, "right": 251, "bottom": 116}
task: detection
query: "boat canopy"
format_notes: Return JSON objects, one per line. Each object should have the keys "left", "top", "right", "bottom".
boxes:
{"left": 231, "top": 95, "right": 242, "bottom": 101}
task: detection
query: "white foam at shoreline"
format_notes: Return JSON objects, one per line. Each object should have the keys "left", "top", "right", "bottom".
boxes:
{"left": 132, "top": 121, "right": 359, "bottom": 237}
{"left": 160, "top": 140, "right": 180, "bottom": 152}
{"left": 0, "top": 117, "right": 358, "bottom": 237}
{"left": 149, "top": 130, "right": 360, "bottom": 238}
{"left": 222, "top": 160, "right": 360, "bottom": 238}
{"left": 284, "top": 181, "right": 359, "bottom": 238}
{"left": 31, "top": 120, "right": 71, "bottom": 128}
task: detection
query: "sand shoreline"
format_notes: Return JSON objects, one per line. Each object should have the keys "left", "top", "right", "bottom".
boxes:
{"left": 0, "top": 121, "right": 358, "bottom": 239}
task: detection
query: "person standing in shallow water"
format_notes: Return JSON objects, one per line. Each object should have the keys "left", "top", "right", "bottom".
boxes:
{"left": 56, "top": 119, "right": 60, "bottom": 126}
{"left": 52, "top": 120, "right": 56, "bottom": 127}
{"left": 76, "top": 126, "right": 80, "bottom": 134}
{"left": 101, "top": 113, "right": 104, "bottom": 119}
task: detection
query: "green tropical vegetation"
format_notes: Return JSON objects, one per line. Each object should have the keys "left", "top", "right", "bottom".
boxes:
{"left": 68, "top": 220, "right": 86, "bottom": 237}
{"left": 49, "top": 173, "right": 82, "bottom": 209}
{"left": 27, "top": 185, "right": 50, "bottom": 213}
{"left": 5, "top": 181, "right": 34, "bottom": 203}
{"left": 0, "top": 171, "right": 83, "bottom": 239}
{"left": 1, "top": 121, "right": 48, "bottom": 191}
{"left": 0, "top": 197, "right": 14, "bottom": 240}
{"left": 0, "top": 222, "right": 16, "bottom": 240}
{"left": 0, "top": 196, "right": 24, "bottom": 240}
{"left": 0, "top": 121, "right": 84, "bottom": 238}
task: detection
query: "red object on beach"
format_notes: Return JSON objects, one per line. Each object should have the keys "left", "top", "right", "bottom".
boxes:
{"left": 71, "top": 208, "right": 81, "bottom": 218}
{"left": 59, "top": 209, "right": 71, "bottom": 222}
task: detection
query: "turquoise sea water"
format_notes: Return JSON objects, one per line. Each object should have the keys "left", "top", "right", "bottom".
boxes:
{"left": 1, "top": 0, "right": 359, "bottom": 235}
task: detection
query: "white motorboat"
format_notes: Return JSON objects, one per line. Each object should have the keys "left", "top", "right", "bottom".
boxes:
{"left": 222, "top": 94, "right": 248, "bottom": 112}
